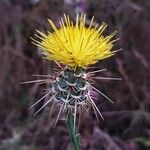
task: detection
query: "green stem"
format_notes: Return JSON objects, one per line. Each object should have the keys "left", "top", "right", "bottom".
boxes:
{"left": 67, "top": 112, "right": 81, "bottom": 150}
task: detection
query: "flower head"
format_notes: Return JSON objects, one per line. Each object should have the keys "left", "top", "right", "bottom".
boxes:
{"left": 29, "top": 14, "right": 120, "bottom": 126}
{"left": 32, "top": 14, "right": 117, "bottom": 68}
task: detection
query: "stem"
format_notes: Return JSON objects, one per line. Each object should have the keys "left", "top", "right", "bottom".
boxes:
{"left": 67, "top": 112, "right": 81, "bottom": 150}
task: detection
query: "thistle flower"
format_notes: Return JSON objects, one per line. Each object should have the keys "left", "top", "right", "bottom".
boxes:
{"left": 29, "top": 14, "right": 120, "bottom": 126}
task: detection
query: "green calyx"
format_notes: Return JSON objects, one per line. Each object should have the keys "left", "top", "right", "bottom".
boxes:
{"left": 50, "top": 67, "right": 88, "bottom": 106}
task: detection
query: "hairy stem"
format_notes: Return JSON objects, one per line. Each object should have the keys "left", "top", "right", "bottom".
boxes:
{"left": 67, "top": 112, "right": 81, "bottom": 150}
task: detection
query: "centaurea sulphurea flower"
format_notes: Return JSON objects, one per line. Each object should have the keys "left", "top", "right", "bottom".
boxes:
{"left": 32, "top": 14, "right": 118, "bottom": 68}
{"left": 29, "top": 14, "right": 120, "bottom": 125}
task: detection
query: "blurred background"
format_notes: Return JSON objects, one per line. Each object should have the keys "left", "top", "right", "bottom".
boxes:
{"left": 0, "top": 0, "right": 150, "bottom": 150}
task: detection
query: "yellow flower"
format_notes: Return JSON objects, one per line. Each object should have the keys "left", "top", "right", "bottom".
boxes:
{"left": 32, "top": 14, "right": 118, "bottom": 68}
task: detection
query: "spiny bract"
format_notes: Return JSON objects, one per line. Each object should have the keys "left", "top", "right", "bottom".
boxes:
{"left": 32, "top": 14, "right": 117, "bottom": 68}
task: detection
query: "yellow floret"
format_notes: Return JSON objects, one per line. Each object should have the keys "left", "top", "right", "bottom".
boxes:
{"left": 32, "top": 14, "right": 118, "bottom": 68}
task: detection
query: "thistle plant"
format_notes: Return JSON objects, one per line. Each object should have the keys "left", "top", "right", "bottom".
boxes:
{"left": 27, "top": 14, "right": 120, "bottom": 150}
